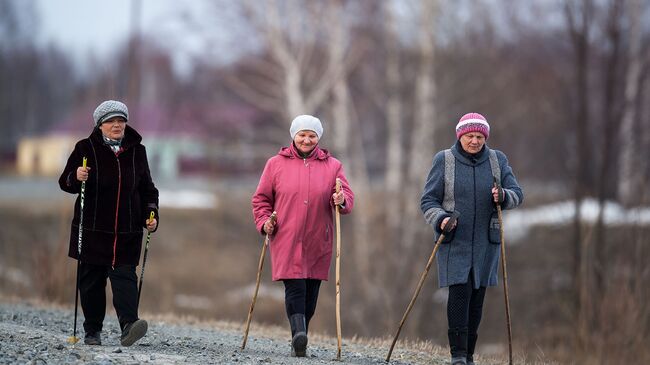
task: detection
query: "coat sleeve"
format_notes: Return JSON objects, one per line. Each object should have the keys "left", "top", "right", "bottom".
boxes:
{"left": 252, "top": 158, "right": 276, "bottom": 235}
{"left": 420, "top": 151, "right": 450, "bottom": 233}
{"left": 138, "top": 146, "right": 160, "bottom": 231}
{"left": 497, "top": 151, "right": 523, "bottom": 210}
{"left": 58, "top": 141, "right": 85, "bottom": 194}
{"left": 331, "top": 163, "right": 354, "bottom": 214}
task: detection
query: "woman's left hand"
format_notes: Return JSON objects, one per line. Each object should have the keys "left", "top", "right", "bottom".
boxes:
{"left": 332, "top": 191, "right": 345, "bottom": 206}
{"left": 492, "top": 186, "right": 504, "bottom": 204}
{"left": 146, "top": 218, "right": 157, "bottom": 232}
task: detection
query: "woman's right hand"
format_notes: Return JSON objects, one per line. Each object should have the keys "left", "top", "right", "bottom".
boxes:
{"left": 440, "top": 216, "right": 457, "bottom": 232}
{"left": 263, "top": 216, "right": 276, "bottom": 235}
{"left": 76, "top": 166, "right": 91, "bottom": 182}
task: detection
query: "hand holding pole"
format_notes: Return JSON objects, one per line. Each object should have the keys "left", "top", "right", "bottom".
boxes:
{"left": 138, "top": 211, "right": 155, "bottom": 306}
{"left": 386, "top": 211, "right": 460, "bottom": 362}
{"left": 68, "top": 157, "right": 87, "bottom": 345}
{"left": 242, "top": 211, "right": 277, "bottom": 350}
{"left": 335, "top": 178, "right": 342, "bottom": 360}
{"left": 494, "top": 178, "right": 513, "bottom": 365}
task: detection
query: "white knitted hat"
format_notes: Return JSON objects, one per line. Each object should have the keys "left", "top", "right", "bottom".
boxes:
{"left": 289, "top": 115, "right": 323, "bottom": 139}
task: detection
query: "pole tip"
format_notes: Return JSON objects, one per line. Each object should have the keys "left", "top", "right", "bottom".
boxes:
{"left": 67, "top": 336, "right": 79, "bottom": 344}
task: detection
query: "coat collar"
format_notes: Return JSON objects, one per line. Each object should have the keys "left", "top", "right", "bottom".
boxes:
{"left": 451, "top": 140, "right": 490, "bottom": 166}
{"left": 90, "top": 125, "right": 142, "bottom": 151}
{"left": 278, "top": 142, "right": 330, "bottom": 160}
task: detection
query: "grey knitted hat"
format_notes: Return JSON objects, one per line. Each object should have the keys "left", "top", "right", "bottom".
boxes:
{"left": 289, "top": 115, "right": 323, "bottom": 139}
{"left": 93, "top": 100, "right": 129, "bottom": 127}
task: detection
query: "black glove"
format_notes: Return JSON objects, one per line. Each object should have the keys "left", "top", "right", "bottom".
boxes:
{"left": 493, "top": 177, "right": 505, "bottom": 204}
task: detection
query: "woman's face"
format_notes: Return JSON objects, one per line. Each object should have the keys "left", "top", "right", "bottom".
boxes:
{"left": 459, "top": 132, "right": 486, "bottom": 154}
{"left": 293, "top": 130, "right": 319, "bottom": 154}
{"left": 100, "top": 117, "right": 126, "bottom": 139}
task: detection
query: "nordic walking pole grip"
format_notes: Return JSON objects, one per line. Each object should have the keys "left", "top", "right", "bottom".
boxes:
{"left": 138, "top": 211, "right": 156, "bottom": 305}
{"left": 242, "top": 211, "right": 277, "bottom": 350}
{"left": 68, "top": 156, "right": 87, "bottom": 345}
{"left": 386, "top": 211, "right": 460, "bottom": 362}
{"left": 494, "top": 178, "right": 513, "bottom": 365}
{"left": 335, "top": 178, "right": 342, "bottom": 360}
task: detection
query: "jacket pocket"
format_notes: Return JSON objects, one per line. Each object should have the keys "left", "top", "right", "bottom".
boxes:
{"left": 489, "top": 212, "right": 501, "bottom": 244}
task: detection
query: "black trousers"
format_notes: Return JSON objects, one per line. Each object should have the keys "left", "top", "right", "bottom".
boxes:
{"left": 282, "top": 279, "right": 321, "bottom": 333}
{"left": 79, "top": 263, "right": 139, "bottom": 334}
{"left": 447, "top": 270, "right": 487, "bottom": 358}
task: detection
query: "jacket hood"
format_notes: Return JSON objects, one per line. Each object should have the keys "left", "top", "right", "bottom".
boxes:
{"left": 278, "top": 142, "right": 330, "bottom": 160}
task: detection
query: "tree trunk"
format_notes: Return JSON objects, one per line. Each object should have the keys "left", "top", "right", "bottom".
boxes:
{"left": 564, "top": 0, "right": 594, "bottom": 351}
{"left": 384, "top": 2, "right": 404, "bottom": 245}
{"left": 617, "top": 0, "right": 643, "bottom": 207}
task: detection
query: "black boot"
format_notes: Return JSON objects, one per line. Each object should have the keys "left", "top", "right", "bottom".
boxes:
{"left": 120, "top": 319, "right": 147, "bottom": 346}
{"left": 467, "top": 333, "right": 478, "bottom": 365}
{"left": 448, "top": 327, "right": 468, "bottom": 365}
{"left": 289, "top": 313, "right": 308, "bottom": 357}
{"left": 84, "top": 331, "right": 101, "bottom": 345}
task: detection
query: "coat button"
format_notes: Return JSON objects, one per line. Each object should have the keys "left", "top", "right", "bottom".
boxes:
{"left": 304, "top": 200, "right": 308, "bottom": 205}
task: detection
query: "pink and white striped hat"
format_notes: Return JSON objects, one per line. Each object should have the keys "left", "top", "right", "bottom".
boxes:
{"left": 455, "top": 112, "right": 490, "bottom": 139}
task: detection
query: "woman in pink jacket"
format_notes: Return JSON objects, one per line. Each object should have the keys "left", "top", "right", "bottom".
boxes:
{"left": 252, "top": 115, "right": 354, "bottom": 357}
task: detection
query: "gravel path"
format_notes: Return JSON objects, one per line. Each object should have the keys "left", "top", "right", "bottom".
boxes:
{"left": 0, "top": 302, "right": 448, "bottom": 365}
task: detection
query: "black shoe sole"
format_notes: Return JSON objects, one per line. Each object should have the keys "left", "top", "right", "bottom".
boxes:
{"left": 292, "top": 332, "right": 307, "bottom": 357}
{"left": 120, "top": 320, "right": 148, "bottom": 346}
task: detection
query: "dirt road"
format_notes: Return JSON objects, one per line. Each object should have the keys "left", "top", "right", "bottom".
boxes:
{"left": 0, "top": 302, "right": 450, "bottom": 365}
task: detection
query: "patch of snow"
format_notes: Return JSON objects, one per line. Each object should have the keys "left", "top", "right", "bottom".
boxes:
{"left": 504, "top": 198, "right": 650, "bottom": 243}
{"left": 226, "top": 284, "right": 285, "bottom": 303}
{"left": 159, "top": 190, "right": 217, "bottom": 210}
{"left": 0, "top": 265, "right": 31, "bottom": 287}
{"left": 174, "top": 294, "right": 213, "bottom": 310}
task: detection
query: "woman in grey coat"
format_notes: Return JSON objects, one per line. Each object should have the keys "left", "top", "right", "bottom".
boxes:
{"left": 420, "top": 112, "right": 523, "bottom": 365}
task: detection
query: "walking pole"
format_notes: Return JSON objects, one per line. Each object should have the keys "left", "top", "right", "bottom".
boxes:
{"left": 494, "top": 178, "right": 513, "bottom": 365}
{"left": 138, "top": 211, "right": 155, "bottom": 306}
{"left": 335, "top": 178, "right": 343, "bottom": 360}
{"left": 386, "top": 211, "right": 460, "bottom": 363}
{"left": 68, "top": 157, "right": 87, "bottom": 345}
{"left": 241, "top": 211, "right": 277, "bottom": 350}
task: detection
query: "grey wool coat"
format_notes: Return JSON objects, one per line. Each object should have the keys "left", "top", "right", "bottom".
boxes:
{"left": 420, "top": 141, "right": 523, "bottom": 289}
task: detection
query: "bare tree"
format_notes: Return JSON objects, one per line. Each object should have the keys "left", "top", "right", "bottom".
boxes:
{"left": 594, "top": 0, "right": 624, "bottom": 298}
{"left": 225, "top": 0, "right": 357, "bottom": 124}
{"left": 384, "top": 1, "right": 404, "bottom": 240}
{"left": 617, "top": 0, "right": 644, "bottom": 206}
{"left": 564, "top": 0, "right": 595, "bottom": 350}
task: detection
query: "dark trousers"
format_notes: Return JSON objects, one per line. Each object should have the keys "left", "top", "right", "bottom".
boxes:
{"left": 79, "top": 263, "right": 139, "bottom": 334}
{"left": 282, "top": 279, "right": 321, "bottom": 333}
{"left": 447, "top": 271, "right": 487, "bottom": 359}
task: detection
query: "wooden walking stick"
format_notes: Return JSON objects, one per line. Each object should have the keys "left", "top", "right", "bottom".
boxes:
{"left": 335, "top": 178, "right": 343, "bottom": 360}
{"left": 494, "top": 178, "right": 513, "bottom": 365}
{"left": 386, "top": 211, "right": 460, "bottom": 363}
{"left": 68, "top": 157, "right": 87, "bottom": 345}
{"left": 241, "top": 211, "right": 277, "bottom": 350}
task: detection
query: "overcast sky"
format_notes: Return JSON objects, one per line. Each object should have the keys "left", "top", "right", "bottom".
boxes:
{"left": 34, "top": 0, "right": 237, "bottom": 75}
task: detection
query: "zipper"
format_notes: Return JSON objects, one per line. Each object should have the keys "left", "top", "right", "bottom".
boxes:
{"left": 471, "top": 165, "right": 476, "bottom": 270}
{"left": 302, "top": 157, "right": 310, "bottom": 274}
{"left": 112, "top": 155, "right": 122, "bottom": 269}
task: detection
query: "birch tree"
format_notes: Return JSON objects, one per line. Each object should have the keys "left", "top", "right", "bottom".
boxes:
{"left": 617, "top": 0, "right": 644, "bottom": 206}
